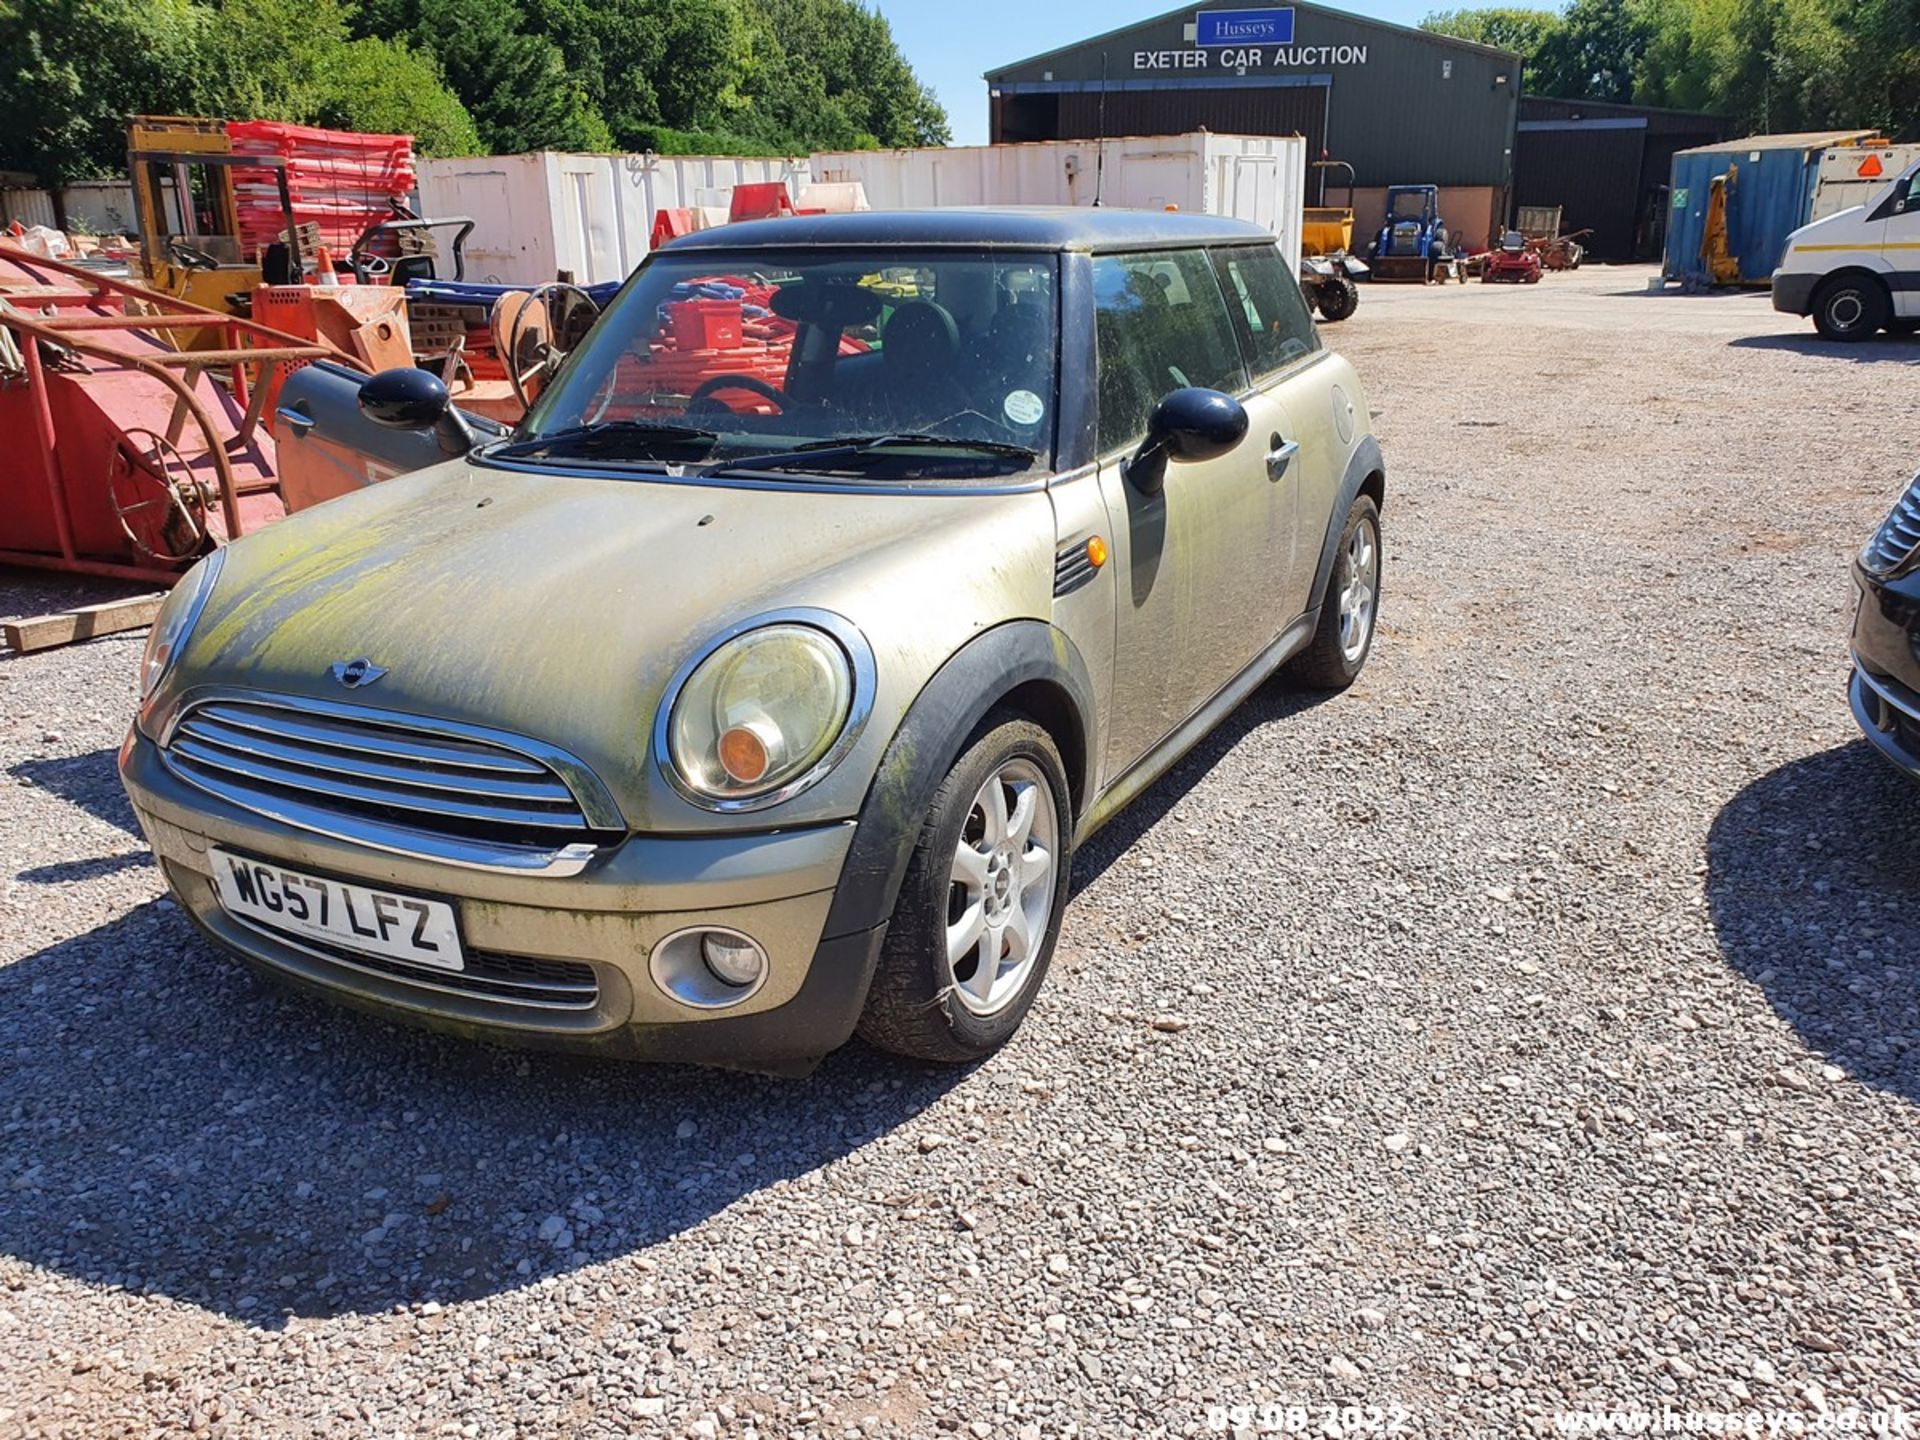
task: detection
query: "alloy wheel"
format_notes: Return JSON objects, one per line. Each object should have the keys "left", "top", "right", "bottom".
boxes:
{"left": 945, "top": 758, "right": 1058, "bottom": 1016}
{"left": 1339, "top": 513, "right": 1380, "bottom": 663}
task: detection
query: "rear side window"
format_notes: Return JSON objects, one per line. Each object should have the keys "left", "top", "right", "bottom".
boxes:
{"left": 1092, "top": 249, "right": 1250, "bottom": 454}
{"left": 1216, "top": 244, "right": 1321, "bottom": 379}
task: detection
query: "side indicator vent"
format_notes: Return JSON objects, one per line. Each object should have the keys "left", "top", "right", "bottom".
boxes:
{"left": 1053, "top": 536, "right": 1106, "bottom": 597}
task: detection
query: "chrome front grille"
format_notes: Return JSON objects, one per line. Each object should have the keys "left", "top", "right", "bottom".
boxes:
{"left": 1866, "top": 474, "right": 1920, "bottom": 576}
{"left": 161, "top": 695, "right": 620, "bottom": 873}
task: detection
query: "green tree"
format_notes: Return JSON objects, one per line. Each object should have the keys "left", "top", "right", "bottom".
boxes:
{"left": 359, "top": 0, "right": 610, "bottom": 152}
{"left": 1421, "top": 5, "right": 1566, "bottom": 57}
{"left": 1553, "top": 0, "right": 1654, "bottom": 101}
{"left": 1428, "top": 0, "right": 1918, "bottom": 136}
{"left": 319, "top": 37, "right": 483, "bottom": 155}
{"left": 0, "top": 0, "right": 207, "bottom": 184}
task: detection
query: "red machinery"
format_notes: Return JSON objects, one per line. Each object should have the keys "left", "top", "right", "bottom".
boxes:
{"left": 1480, "top": 232, "right": 1543, "bottom": 284}
{"left": 0, "top": 244, "right": 356, "bottom": 583}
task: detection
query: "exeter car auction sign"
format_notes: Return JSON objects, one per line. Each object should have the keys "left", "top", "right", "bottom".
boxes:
{"left": 1133, "top": 8, "right": 1371, "bottom": 71}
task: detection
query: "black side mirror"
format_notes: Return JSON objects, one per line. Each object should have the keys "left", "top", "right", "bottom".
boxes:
{"left": 358, "top": 367, "right": 477, "bottom": 456}
{"left": 1126, "top": 387, "right": 1248, "bottom": 496}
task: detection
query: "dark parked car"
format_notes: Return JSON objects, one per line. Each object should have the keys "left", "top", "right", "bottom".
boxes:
{"left": 1851, "top": 468, "right": 1920, "bottom": 779}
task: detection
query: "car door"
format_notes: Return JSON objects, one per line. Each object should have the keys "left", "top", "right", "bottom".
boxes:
{"left": 273, "top": 361, "right": 496, "bottom": 512}
{"left": 1211, "top": 242, "right": 1342, "bottom": 618}
{"left": 1877, "top": 163, "right": 1920, "bottom": 318}
{"left": 1090, "top": 246, "right": 1275, "bottom": 781}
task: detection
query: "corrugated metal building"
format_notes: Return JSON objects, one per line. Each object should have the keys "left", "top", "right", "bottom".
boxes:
{"left": 1514, "top": 96, "right": 1726, "bottom": 260}
{"left": 1664, "top": 130, "right": 1886, "bottom": 285}
{"left": 985, "top": 2, "right": 1521, "bottom": 248}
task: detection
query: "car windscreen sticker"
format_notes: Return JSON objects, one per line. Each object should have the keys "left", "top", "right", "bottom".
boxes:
{"left": 1004, "top": 390, "right": 1045, "bottom": 426}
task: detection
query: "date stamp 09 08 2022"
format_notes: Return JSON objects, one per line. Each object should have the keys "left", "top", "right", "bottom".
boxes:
{"left": 1205, "top": 1403, "right": 1415, "bottom": 1435}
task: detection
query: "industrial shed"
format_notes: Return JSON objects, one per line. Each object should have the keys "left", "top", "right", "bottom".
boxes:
{"left": 1514, "top": 95, "right": 1727, "bottom": 261}
{"left": 985, "top": 2, "right": 1522, "bottom": 251}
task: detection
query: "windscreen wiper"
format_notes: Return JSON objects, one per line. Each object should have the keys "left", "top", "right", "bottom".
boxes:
{"left": 703, "top": 433, "right": 1039, "bottom": 477}
{"left": 489, "top": 419, "right": 719, "bottom": 461}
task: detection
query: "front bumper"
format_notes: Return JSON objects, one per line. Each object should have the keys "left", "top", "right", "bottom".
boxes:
{"left": 1772, "top": 270, "right": 1818, "bottom": 316}
{"left": 1850, "top": 665, "right": 1920, "bottom": 782}
{"left": 119, "top": 729, "right": 883, "bottom": 1073}
{"left": 1848, "top": 558, "right": 1920, "bottom": 782}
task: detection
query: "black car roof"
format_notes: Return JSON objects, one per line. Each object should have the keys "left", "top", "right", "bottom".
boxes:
{"left": 660, "top": 207, "right": 1277, "bottom": 254}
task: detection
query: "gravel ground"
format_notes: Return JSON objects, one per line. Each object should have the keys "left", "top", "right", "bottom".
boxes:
{"left": 3, "top": 264, "right": 1919, "bottom": 1439}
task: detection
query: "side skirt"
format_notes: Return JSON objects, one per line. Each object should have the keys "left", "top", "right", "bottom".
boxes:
{"left": 1077, "top": 608, "right": 1319, "bottom": 842}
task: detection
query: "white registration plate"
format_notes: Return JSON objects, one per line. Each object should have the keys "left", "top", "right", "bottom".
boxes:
{"left": 208, "top": 847, "right": 464, "bottom": 972}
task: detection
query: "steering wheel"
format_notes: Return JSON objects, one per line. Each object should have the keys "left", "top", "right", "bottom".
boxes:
{"left": 107, "top": 428, "right": 212, "bottom": 563}
{"left": 167, "top": 240, "right": 221, "bottom": 271}
{"left": 497, "top": 282, "right": 603, "bottom": 412}
{"left": 687, "top": 374, "right": 789, "bottom": 415}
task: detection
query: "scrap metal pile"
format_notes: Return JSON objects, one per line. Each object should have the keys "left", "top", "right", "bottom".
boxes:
{"left": 0, "top": 246, "right": 343, "bottom": 582}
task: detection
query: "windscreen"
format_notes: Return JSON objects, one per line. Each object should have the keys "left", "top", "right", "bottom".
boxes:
{"left": 513, "top": 247, "right": 1059, "bottom": 479}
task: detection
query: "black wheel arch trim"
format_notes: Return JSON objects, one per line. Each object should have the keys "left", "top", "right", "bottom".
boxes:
{"left": 822, "top": 619, "right": 1097, "bottom": 940}
{"left": 1309, "top": 435, "right": 1387, "bottom": 613}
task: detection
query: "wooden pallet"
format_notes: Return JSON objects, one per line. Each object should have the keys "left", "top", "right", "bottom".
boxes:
{"left": 2, "top": 593, "right": 166, "bottom": 654}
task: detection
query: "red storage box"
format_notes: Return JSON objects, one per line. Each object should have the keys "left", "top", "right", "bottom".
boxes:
{"left": 668, "top": 299, "right": 744, "bottom": 351}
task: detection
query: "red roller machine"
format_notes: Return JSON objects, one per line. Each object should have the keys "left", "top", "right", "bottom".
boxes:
{"left": 0, "top": 244, "right": 356, "bottom": 584}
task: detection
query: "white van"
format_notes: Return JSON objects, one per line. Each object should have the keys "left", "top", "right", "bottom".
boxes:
{"left": 1772, "top": 155, "right": 1920, "bottom": 340}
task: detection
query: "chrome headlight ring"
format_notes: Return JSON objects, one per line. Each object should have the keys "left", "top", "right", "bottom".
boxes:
{"left": 654, "top": 607, "right": 877, "bottom": 812}
{"left": 138, "top": 548, "right": 225, "bottom": 716}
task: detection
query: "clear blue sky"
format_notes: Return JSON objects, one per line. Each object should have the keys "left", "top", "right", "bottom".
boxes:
{"left": 871, "top": 0, "right": 1441, "bottom": 146}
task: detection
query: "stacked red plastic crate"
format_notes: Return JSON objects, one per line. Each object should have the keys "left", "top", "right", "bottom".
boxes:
{"left": 226, "top": 120, "right": 416, "bottom": 261}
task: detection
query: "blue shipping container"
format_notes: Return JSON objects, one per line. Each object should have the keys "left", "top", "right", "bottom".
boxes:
{"left": 1663, "top": 131, "right": 1878, "bottom": 286}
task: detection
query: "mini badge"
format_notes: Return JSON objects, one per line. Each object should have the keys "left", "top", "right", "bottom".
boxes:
{"left": 330, "top": 657, "right": 388, "bottom": 689}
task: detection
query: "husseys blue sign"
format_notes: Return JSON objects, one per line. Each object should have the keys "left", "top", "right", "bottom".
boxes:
{"left": 1195, "top": 7, "right": 1297, "bottom": 45}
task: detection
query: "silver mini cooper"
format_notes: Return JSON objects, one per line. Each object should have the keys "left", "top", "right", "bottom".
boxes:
{"left": 121, "top": 209, "right": 1386, "bottom": 1073}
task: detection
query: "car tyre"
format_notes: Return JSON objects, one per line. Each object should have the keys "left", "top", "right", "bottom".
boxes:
{"left": 1316, "top": 275, "right": 1360, "bottom": 322}
{"left": 857, "top": 716, "right": 1073, "bottom": 1063}
{"left": 1288, "top": 494, "right": 1381, "bottom": 690}
{"left": 1813, "top": 275, "right": 1890, "bottom": 341}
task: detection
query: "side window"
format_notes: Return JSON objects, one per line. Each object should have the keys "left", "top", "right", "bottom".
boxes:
{"left": 1092, "top": 249, "right": 1250, "bottom": 455}
{"left": 1217, "top": 245, "right": 1322, "bottom": 379}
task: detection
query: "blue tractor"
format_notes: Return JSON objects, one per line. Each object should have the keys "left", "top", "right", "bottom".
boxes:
{"left": 1371, "top": 184, "right": 1453, "bottom": 282}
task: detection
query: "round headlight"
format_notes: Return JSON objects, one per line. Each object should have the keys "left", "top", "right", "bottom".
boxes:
{"left": 140, "top": 549, "right": 225, "bottom": 704}
{"left": 665, "top": 621, "right": 863, "bottom": 806}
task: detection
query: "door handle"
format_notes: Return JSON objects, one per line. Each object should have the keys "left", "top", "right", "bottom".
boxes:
{"left": 1265, "top": 436, "right": 1299, "bottom": 480}
{"left": 275, "top": 407, "right": 315, "bottom": 435}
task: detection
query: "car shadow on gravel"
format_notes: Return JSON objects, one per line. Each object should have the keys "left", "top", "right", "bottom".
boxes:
{"left": 0, "top": 896, "right": 964, "bottom": 1325}
{"left": 1706, "top": 740, "right": 1920, "bottom": 1104}
{"left": 1069, "top": 680, "right": 1335, "bottom": 896}
{"left": 11, "top": 750, "right": 142, "bottom": 837}
{"left": 0, "top": 684, "right": 1332, "bottom": 1325}
{"left": 1728, "top": 334, "right": 1920, "bottom": 364}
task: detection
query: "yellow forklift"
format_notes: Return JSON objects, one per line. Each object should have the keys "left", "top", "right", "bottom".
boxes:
{"left": 126, "top": 116, "right": 306, "bottom": 350}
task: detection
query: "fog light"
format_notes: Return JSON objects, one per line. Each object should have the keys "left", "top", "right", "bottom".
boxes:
{"left": 649, "top": 925, "right": 770, "bottom": 1009}
{"left": 702, "top": 931, "right": 767, "bottom": 987}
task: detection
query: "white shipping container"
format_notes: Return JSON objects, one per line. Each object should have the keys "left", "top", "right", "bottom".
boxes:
{"left": 416, "top": 151, "right": 809, "bottom": 285}
{"left": 1812, "top": 144, "right": 1920, "bottom": 221}
{"left": 418, "top": 135, "right": 1306, "bottom": 287}
{"left": 810, "top": 133, "right": 1307, "bottom": 274}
